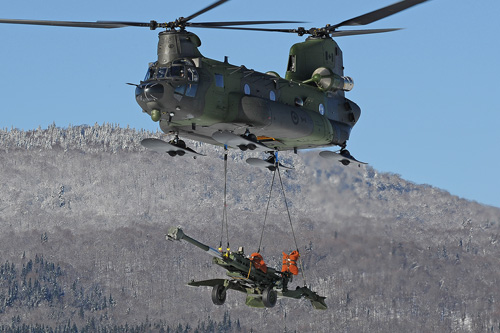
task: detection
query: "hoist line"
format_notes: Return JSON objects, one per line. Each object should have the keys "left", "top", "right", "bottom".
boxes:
{"left": 276, "top": 167, "right": 298, "bottom": 250}
{"left": 257, "top": 168, "right": 277, "bottom": 253}
{"left": 276, "top": 166, "right": 307, "bottom": 287}
{"left": 219, "top": 146, "right": 230, "bottom": 250}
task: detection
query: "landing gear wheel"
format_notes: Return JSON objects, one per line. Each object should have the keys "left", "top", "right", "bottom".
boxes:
{"left": 211, "top": 284, "right": 226, "bottom": 305}
{"left": 169, "top": 136, "right": 186, "bottom": 149}
{"left": 262, "top": 286, "right": 277, "bottom": 308}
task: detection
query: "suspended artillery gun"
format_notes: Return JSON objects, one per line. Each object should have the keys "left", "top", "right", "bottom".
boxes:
{"left": 166, "top": 226, "right": 327, "bottom": 310}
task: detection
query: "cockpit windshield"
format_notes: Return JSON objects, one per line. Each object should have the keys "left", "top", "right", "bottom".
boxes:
{"left": 143, "top": 59, "right": 199, "bottom": 97}
{"left": 144, "top": 65, "right": 155, "bottom": 81}
{"left": 167, "top": 65, "right": 184, "bottom": 78}
{"left": 144, "top": 59, "right": 198, "bottom": 82}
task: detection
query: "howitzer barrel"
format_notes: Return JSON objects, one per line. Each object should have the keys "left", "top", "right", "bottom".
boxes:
{"left": 167, "top": 227, "right": 222, "bottom": 258}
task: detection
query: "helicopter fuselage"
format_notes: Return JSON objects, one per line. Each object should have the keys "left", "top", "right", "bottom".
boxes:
{"left": 135, "top": 30, "right": 360, "bottom": 151}
{"left": 0, "top": 0, "right": 431, "bottom": 157}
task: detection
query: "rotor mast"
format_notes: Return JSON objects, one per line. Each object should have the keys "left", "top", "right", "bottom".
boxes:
{"left": 157, "top": 31, "right": 203, "bottom": 65}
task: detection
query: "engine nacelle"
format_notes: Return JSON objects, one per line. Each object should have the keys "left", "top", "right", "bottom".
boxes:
{"left": 311, "top": 67, "right": 354, "bottom": 92}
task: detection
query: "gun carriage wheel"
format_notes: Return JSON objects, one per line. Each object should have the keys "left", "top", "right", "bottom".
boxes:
{"left": 262, "top": 286, "right": 277, "bottom": 308}
{"left": 211, "top": 283, "right": 227, "bottom": 305}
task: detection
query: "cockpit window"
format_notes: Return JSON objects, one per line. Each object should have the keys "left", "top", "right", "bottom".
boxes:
{"left": 174, "top": 85, "right": 186, "bottom": 95}
{"left": 167, "top": 65, "right": 185, "bottom": 78}
{"left": 186, "top": 83, "right": 198, "bottom": 97}
{"left": 144, "top": 67, "right": 155, "bottom": 81}
{"left": 146, "top": 59, "right": 199, "bottom": 94}
{"left": 187, "top": 68, "right": 199, "bottom": 82}
{"left": 169, "top": 59, "right": 199, "bottom": 97}
{"left": 157, "top": 67, "right": 167, "bottom": 78}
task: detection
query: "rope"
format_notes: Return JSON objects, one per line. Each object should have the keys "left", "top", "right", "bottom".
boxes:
{"left": 219, "top": 146, "right": 230, "bottom": 251}
{"left": 256, "top": 153, "right": 308, "bottom": 286}
{"left": 277, "top": 166, "right": 307, "bottom": 287}
{"left": 257, "top": 168, "right": 277, "bottom": 253}
{"left": 247, "top": 262, "right": 253, "bottom": 279}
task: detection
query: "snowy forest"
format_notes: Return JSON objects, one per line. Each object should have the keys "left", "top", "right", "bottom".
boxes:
{"left": 0, "top": 124, "right": 499, "bottom": 332}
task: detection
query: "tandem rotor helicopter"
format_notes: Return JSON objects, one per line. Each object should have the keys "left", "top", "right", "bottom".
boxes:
{"left": 1, "top": 0, "right": 430, "bottom": 167}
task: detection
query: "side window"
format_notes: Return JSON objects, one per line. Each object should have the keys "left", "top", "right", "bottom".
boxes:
{"left": 319, "top": 104, "right": 325, "bottom": 115}
{"left": 287, "top": 55, "right": 296, "bottom": 72}
{"left": 215, "top": 74, "right": 224, "bottom": 88}
{"left": 174, "top": 85, "right": 186, "bottom": 95}
{"left": 269, "top": 90, "right": 276, "bottom": 101}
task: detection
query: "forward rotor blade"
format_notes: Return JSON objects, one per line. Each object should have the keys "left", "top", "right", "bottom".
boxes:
{"left": 97, "top": 21, "right": 154, "bottom": 28}
{"left": 331, "top": 0, "right": 429, "bottom": 29}
{"left": 187, "top": 20, "right": 304, "bottom": 27}
{"left": 0, "top": 18, "right": 136, "bottom": 29}
{"left": 181, "top": 0, "right": 229, "bottom": 23}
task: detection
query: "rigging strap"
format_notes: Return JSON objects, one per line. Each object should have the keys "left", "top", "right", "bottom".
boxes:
{"left": 257, "top": 169, "right": 276, "bottom": 253}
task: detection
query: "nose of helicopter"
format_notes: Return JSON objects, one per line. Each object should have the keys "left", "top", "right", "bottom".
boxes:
{"left": 135, "top": 83, "right": 164, "bottom": 103}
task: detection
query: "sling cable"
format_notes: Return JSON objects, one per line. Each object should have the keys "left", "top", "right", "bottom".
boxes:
{"left": 256, "top": 152, "right": 307, "bottom": 287}
{"left": 219, "top": 145, "right": 230, "bottom": 257}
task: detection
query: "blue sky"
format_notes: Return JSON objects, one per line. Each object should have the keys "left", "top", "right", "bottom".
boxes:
{"left": 1, "top": 0, "right": 499, "bottom": 208}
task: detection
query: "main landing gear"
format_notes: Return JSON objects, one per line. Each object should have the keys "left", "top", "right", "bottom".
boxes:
{"left": 140, "top": 136, "right": 204, "bottom": 158}
{"left": 319, "top": 148, "right": 366, "bottom": 167}
{"left": 246, "top": 151, "right": 294, "bottom": 171}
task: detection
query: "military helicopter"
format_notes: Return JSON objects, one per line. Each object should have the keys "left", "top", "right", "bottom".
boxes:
{"left": 0, "top": 0, "right": 429, "bottom": 166}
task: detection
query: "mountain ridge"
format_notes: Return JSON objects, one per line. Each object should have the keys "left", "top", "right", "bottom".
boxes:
{"left": 1, "top": 124, "right": 499, "bottom": 332}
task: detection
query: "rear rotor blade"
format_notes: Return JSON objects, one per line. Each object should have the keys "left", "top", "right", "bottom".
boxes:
{"left": 184, "top": 25, "right": 400, "bottom": 38}
{"left": 331, "top": 0, "right": 429, "bottom": 29}
{"left": 0, "top": 0, "right": 428, "bottom": 36}
{"left": 330, "top": 28, "right": 401, "bottom": 37}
